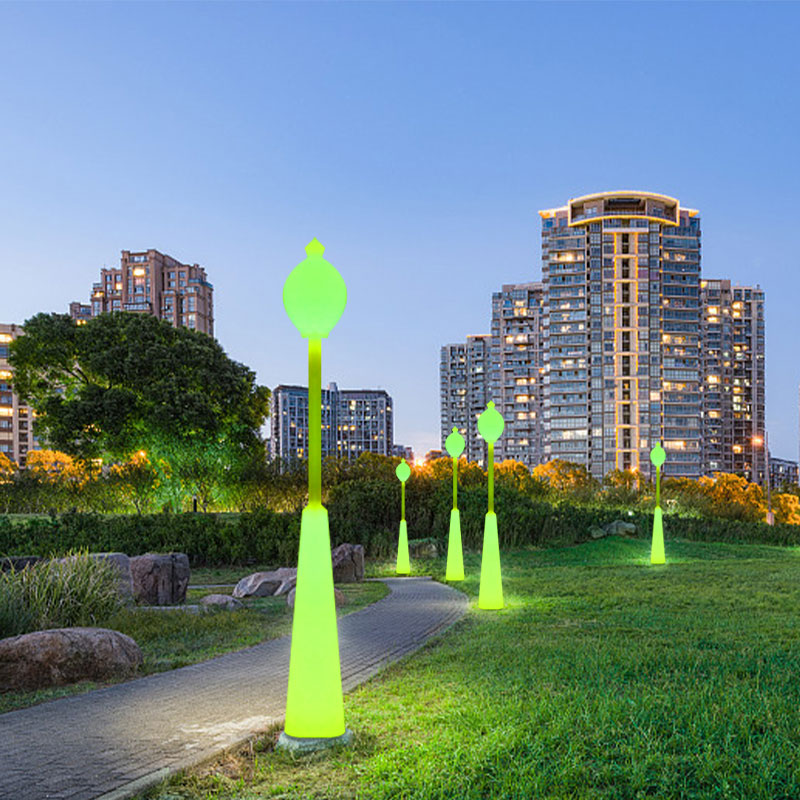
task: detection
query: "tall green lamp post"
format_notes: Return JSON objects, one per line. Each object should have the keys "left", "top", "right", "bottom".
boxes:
{"left": 395, "top": 459, "right": 411, "bottom": 574}
{"left": 650, "top": 441, "right": 666, "bottom": 565}
{"left": 445, "top": 427, "right": 465, "bottom": 581}
{"left": 278, "top": 239, "right": 352, "bottom": 751}
{"left": 478, "top": 401, "right": 505, "bottom": 609}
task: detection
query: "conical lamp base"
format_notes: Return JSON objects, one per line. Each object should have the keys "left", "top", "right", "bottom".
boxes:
{"left": 396, "top": 520, "right": 410, "bottom": 574}
{"left": 445, "top": 509, "right": 464, "bottom": 581}
{"left": 651, "top": 506, "right": 666, "bottom": 565}
{"left": 283, "top": 505, "right": 346, "bottom": 739}
{"left": 478, "top": 512, "right": 504, "bottom": 609}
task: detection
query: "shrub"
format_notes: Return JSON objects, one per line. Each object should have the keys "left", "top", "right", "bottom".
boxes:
{"left": 0, "top": 551, "right": 123, "bottom": 638}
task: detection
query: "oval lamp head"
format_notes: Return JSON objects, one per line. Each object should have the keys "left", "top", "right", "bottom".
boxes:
{"left": 477, "top": 401, "right": 504, "bottom": 443}
{"left": 650, "top": 442, "right": 666, "bottom": 469}
{"left": 395, "top": 460, "right": 411, "bottom": 483}
{"left": 283, "top": 239, "right": 347, "bottom": 338}
{"left": 445, "top": 427, "right": 465, "bottom": 458}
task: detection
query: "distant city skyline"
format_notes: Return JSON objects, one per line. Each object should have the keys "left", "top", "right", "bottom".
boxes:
{"left": 1, "top": 2, "right": 798, "bottom": 460}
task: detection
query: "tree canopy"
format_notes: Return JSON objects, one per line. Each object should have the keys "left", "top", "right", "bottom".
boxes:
{"left": 10, "top": 312, "right": 270, "bottom": 507}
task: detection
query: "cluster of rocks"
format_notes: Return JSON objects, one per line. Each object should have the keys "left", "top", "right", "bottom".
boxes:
{"left": 232, "top": 543, "right": 364, "bottom": 610}
{"left": 0, "top": 543, "right": 366, "bottom": 693}
{"left": 1, "top": 552, "right": 190, "bottom": 606}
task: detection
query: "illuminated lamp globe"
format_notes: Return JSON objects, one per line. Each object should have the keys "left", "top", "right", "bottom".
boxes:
{"left": 445, "top": 428, "right": 465, "bottom": 459}
{"left": 396, "top": 460, "right": 411, "bottom": 483}
{"left": 478, "top": 402, "right": 504, "bottom": 443}
{"left": 650, "top": 443, "right": 666, "bottom": 469}
{"left": 283, "top": 239, "right": 347, "bottom": 338}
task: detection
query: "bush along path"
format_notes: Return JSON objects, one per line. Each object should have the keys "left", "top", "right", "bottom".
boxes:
{"left": 0, "top": 577, "right": 467, "bottom": 800}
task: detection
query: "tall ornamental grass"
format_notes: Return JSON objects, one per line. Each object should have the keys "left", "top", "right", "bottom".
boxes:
{"left": 0, "top": 551, "right": 123, "bottom": 639}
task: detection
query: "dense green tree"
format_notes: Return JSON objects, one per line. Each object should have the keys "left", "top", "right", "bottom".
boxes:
{"left": 10, "top": 312, "right": 270, "bottom": 508}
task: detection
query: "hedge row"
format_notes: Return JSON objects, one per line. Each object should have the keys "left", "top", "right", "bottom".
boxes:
{"left": 1, "top": 479, "right": 797, "bottom": 567}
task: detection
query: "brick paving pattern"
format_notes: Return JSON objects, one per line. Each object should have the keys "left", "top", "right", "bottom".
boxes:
{"left": 0, "top": 577, "right": 468, "bottom": 800}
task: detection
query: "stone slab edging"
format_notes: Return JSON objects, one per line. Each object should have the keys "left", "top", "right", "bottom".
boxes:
{"left": 0, "top": 577, "right": 469, "bottom": 800}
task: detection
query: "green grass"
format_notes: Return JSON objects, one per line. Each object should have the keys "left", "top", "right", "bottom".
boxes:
{"left": 0, "top": 581, "right": 389, "bottom": 715}
{"left": 145, "top": 537, "right": 800, "bottom": 799}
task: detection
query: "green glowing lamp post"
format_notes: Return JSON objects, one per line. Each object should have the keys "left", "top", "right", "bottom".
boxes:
{"left": 395, "top": 460, "right": 411, "bottom": 574}
{"left": 478, "top": 402, "right": 505, "bottom": 609}
{"left": 278, "top": 239, "right": 352, "bottom": 751}
{"left": 445, "top": 427, "right": 466, "bottom": 581}
{"left": 650, "top": 442, "right": 666, "bottom": 565}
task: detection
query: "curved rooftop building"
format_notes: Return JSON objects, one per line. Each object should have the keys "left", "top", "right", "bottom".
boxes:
{"left": 539, "top": 190, "right": 702, "bottom": 479}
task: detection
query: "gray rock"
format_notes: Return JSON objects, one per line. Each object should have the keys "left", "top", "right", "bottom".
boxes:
{"left": 0, "top": 627, "right": 142, "bottom": 692}
{"left": 409, "top": 539, "right": 438, "bottom": 558}
{"left": 287, "top": 587, "right": 347, "bottom": 609}
{"left": 233, "top": 567, "right": 297, "bottom": 598}
{"left": 130, "top": 553, "right": 190, "bottom": 605}
{"left": 604, "top": 520, "right": 638, "bottom": 537}
{"left": 589, "top": 526, "right": 607, "bottom": 539}
{"left": 200, "top": 594, "right": 243, "bottom": 611}
{"left": 331, "top": 543, "right": 364, "bottom": 583}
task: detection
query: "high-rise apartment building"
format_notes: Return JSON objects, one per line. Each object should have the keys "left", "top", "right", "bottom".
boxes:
{"left": 700, "top": 280, "right": 765, "bottom": 479}
{"left": 70, "top": 250, "right": 214, "bottom": 335}
{"left": 270, "top": 383, "right": 393, "bottom": 463}
{"left": 490, "top": 283, "right": 546, "bottom": 467}
{"left": 0, "top": 323, "right": 38, "bottom": 466}
{"left": 440, "top": 334, "right": 490, "bottom": 464}
{"left": 540, "top": 191, "right": 702, "bottom": 480}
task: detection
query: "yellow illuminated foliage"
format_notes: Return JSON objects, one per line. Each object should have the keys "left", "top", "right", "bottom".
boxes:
{"left": 0, "top": 452, "right": 15, "bottom": 481}
{"left": 772, "top": 493, "right": 800, "bottom": 525}
{"left": 532, "top": 459, "right": 594, "bottom": 492}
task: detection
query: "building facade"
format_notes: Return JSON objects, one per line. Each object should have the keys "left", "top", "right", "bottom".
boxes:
{"left": 701, "top": 280, "right": 766, "bottom": 480}
{"left": 769, "top": 457, "right": 798, "bottom": 490}
{"left": 0, "top": 323, "right": 37, "bottom": 466}
{"left": 540, "top": 191, "right": 702, "bottom": 480}
{"left": 440, "top": 334, "right": 491, "bottom": 464}
{"left": 490, "top": 283, "right": 546, "bottom": 467}
{"left": 70, "top": 250, "right": 214, "bottom": 335}
{"left": 270, "top": 383, "right": 393, "bottom": 463}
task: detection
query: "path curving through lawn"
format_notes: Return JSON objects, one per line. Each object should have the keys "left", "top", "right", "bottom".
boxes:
{"left": 0, "top": 577, "right": 468, "bottom": 800}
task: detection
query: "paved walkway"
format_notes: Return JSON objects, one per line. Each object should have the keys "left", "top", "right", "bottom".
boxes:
{"left": 0, "top": 577, "right": 468, "bottom": 800}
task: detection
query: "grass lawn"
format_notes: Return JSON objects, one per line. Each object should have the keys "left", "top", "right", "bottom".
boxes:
{"left": 144, "top": 537, "right": 800, "bottom": 799}
{"left": 0, "top": 580, "right": 389, "bottom": 715}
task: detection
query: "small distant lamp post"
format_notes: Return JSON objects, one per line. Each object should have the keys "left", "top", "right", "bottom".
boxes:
{"left": 278, "top": 239, "right": 351, "bottom": 751}
{"left": 650, "top": 442, "right": 666, "bottom": 565}
{"left": 444, "top": 427, "right": 465, "bottom": 581}
{"left": 477, "top": 401, "right": 505, "bottom": 609}
{"left": 395, "top": 460, "right": 411, "bottom": 574}
{"left": 753, "top": 433, "right": 774, "bottom": 525}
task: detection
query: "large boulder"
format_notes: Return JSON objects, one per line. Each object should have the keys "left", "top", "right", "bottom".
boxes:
{"left": 0, "top": 628, "right": 142, "bottom": 692}
{"left": 233, "top": 567, "right": 297, "bottom": 598}
{"left": 130, "top": 553, "right": 190, "bottom": 605}
{"left": 331, "top": 543, "right": 364, "bottom": 583}
{"left": 287, "top": 587, "right": 347, "bottom": 609}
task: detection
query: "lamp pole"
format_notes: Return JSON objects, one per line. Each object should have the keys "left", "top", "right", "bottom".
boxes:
{"left": 444, "top": 427, "right": 465, "bottom": 581}
{"left": 764, "top": 430, "right": 773, "bottom": 525}
{"left": 278, "top": 239, "right": 352, "bottom": 752}
{"left": 753, "top": 433, "right": 774, "bottom": 526}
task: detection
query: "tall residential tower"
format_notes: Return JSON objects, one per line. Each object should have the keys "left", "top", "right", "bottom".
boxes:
{"left": 540, "top": 191, "right": 702, "bottom": 479}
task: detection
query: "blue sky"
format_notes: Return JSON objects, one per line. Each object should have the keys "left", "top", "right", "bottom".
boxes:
{"left": 1, "top": 1, "right": 798, "bottom": 460}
